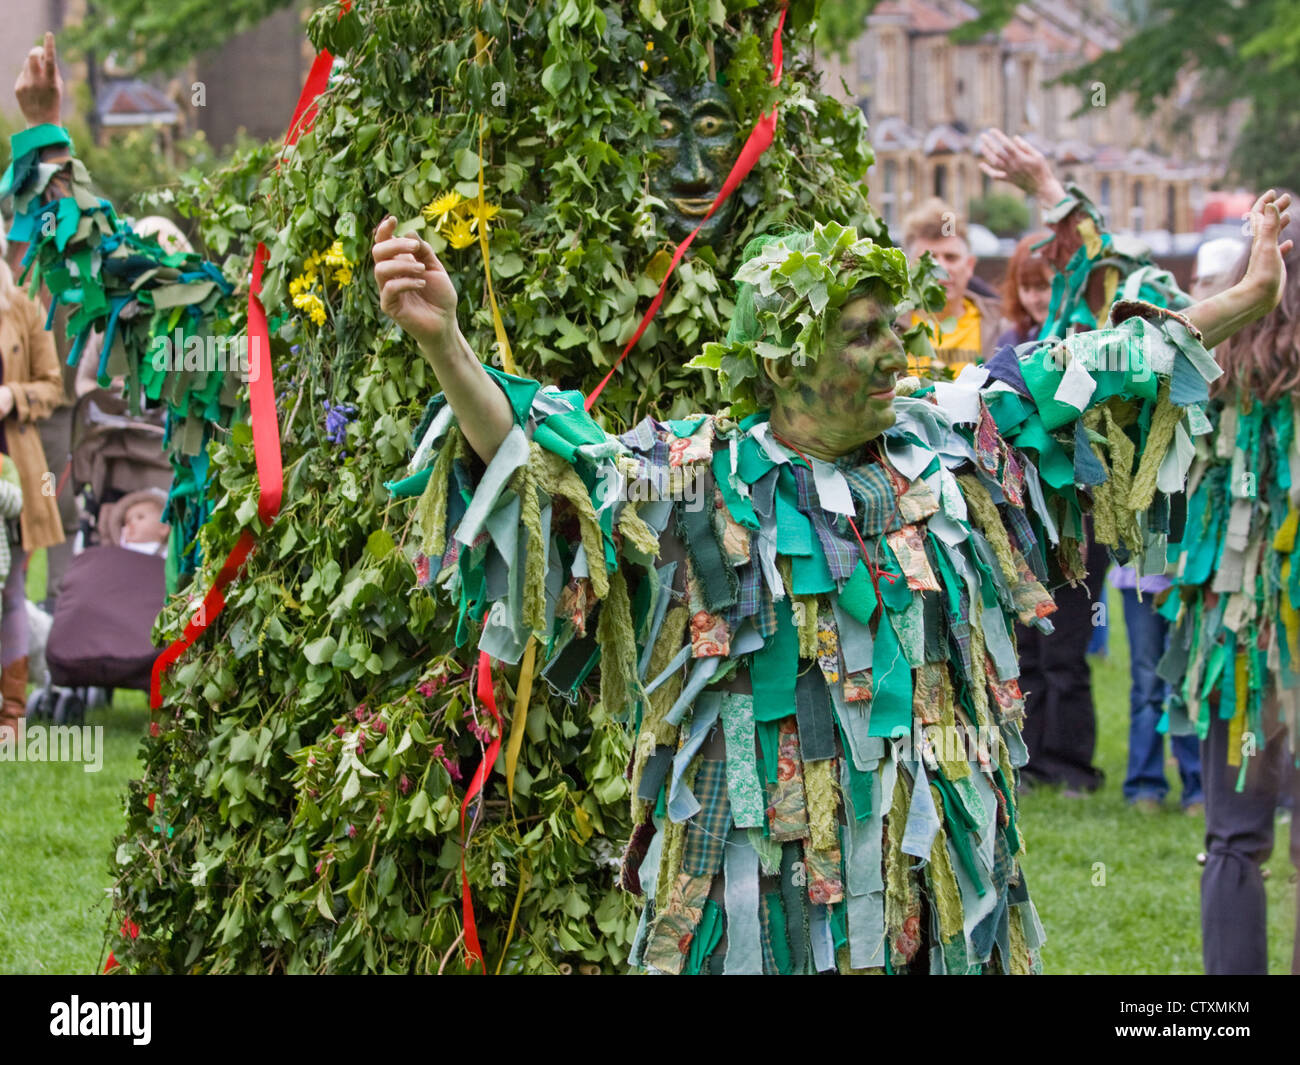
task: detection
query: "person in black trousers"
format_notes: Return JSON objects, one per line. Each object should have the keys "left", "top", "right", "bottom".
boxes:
{"left": 1016, "top": 532, "right": 1110, "bottom": 794}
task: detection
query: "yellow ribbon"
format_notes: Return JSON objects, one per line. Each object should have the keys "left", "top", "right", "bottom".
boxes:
{"left": 505, "top": 636, "right": 537, "bottom": 809}
{"left": 476, "top": 119, "right": 515, "bottom": 375}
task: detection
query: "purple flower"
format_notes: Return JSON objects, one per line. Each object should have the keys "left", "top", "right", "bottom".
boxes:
{"left": 322, "top": 400, "right": 358, "bottom": 446}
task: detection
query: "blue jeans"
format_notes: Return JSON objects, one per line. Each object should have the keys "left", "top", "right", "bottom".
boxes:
{"left": 1121, "top": 588, "right": 1203, "bottom": 805}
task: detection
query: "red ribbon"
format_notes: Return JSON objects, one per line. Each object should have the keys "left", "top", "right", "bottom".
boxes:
{"left": 585, "top": 7, "right": 788, "bottom": 412}
{"left": 147, "top": 4, "right": 352, "bottom": 707}
{"left": 460, "top": 650, "right": 503, "bottom": 972}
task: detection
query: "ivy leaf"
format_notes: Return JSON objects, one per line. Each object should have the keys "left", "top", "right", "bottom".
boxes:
{"left": 303, "top": 635, "right": 338, "bottom": 665}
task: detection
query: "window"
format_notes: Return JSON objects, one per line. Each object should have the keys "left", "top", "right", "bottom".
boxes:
{"left": 882, "top": 159, "right": 898, "bottom": 230}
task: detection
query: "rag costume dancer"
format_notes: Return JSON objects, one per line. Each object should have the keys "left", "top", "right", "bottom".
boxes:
{"left": 1160, "top": 207, "right": 1300, "bottom": 974}
{"left": 374, "top": 183, "right": 1289, "bottom": 973}
{"left": 2, "top": 34, "right": 244, "bottom": 591}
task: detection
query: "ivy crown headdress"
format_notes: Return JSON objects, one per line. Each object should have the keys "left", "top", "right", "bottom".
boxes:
{"left": 688, "top": 220, "right": 946, "bottom": 418}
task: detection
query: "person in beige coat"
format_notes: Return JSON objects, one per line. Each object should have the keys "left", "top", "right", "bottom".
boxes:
{"left": 0, "top": 228, "right": 65, "bottom": 737}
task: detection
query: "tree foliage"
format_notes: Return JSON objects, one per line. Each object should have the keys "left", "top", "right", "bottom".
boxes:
{"left": 106, "top": 0, "right": 890, "bottom": 974}
{"left": 66, "top": 0, "right": 306, "bottom": 74}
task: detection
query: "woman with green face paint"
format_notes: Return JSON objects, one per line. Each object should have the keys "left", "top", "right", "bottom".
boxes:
{"left": 375, "top": 195, "right": 1289, "bottom": 973}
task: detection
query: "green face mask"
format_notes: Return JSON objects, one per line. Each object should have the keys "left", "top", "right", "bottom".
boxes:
{"left": 649, "top": 76, "right": 741, "bottom": 246}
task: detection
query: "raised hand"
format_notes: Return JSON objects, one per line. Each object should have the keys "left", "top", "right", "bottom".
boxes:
{"left": 1186, "top": 189, "right": 1293, "bottom": 350}
{"left": 371, "top": 215, "right": 513, "bottom": 464}
{"left": 372, "top": 215, "right": 460, "bottom": 349}
{"left": 15, "top": 31, "right": 62, "bottom": 127}
{"left": 1239, "top": 189, "right": 1293, "bottom": 314}
{"left": 977, "top": 128, "right": 1066, "bottom": 208}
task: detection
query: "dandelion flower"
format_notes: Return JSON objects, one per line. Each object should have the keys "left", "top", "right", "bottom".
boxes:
{"left": 444, "top": 216, "right": 477, "bottom": 249}
{"left": 423, "top": 190, "right": 463, "bottom": 225}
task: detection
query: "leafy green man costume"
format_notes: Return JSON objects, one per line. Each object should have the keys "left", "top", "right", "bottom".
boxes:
{"left": 398, "top": 213, "right": 1223, "bottom": 972}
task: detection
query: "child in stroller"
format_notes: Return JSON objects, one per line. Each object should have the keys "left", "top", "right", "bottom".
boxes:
{"left": 26, "top": 389, "right": 171, "bottom": 723}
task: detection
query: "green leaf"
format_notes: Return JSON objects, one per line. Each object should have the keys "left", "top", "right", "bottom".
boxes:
{"left": 303, "top": 635, "right": 338, "bottom": 665}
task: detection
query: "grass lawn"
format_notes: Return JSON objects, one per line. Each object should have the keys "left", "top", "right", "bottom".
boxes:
{"left": 0, "top": 557, "right": 1294, "bottom": 973}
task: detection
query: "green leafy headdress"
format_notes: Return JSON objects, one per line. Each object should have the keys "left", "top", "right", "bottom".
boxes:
{"left": 688, "top": 220, "right": 945, "bottom": 419}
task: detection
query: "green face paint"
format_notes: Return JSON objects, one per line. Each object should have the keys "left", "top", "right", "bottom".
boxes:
{"left": 775, "top": 295, "right": 908, "bottom": 446}
{"left": 649, "top": 77, "right": 740, "bottom": 246}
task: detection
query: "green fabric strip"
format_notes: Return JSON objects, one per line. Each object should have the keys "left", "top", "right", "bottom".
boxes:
{"left": 868, "top": 610, "right": 912, "bottom": 738}
{"left": 751, "top": 598, "right": 799, "bottom": 722}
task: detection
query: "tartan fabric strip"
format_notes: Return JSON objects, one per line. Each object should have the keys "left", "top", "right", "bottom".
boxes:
{"left": 808, "top": 505, "right": 862, "bottom": 582}
{"left": 618, "top": 417, "right": 659, "bottom": 453}
{"left": 682, "top": 759, "right": 734, "bottom": 876}
{"left": 841, "top": 462, "right": 897, "bottom": 536}
{"left": 790, "top": 461, "right": 818, "bottom": 510}
{"left": 1002, "top": 501, "right": 1043, "bottom": 576}
{"left": 731, "top": 558, "right": 764, "bottom": 627}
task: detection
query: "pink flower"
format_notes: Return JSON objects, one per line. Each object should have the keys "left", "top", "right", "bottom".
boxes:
{"left": 443, "top": 757, "right": 463, "bottom": 784}
{"left": 333, "top": 724, "right": 346, "bottom": 737}
{"left": 354, "top": 704, "right": 369, "bottom": 721}
{"left": 308, "top": 755, "right": 316, "bottom": 766}
{"left": 315, "top": 861, "right": 323, "bottom": 875}
{"left": 398, "top": 774, "right": 411, "bottom": 794}
{"left": 346, "top": 824, "right": 357, "bottom": 839}
{"left": 374, "top": 720, "right": 387, "bottom": 734}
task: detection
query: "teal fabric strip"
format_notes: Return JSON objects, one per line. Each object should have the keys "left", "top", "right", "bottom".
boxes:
{"left": 837, "top": 560, "right": 879, "bottom": 625}
{"left": 720, "top": 692, "right": 765, "bottom": 828}
{"left": 712, "top": 448, "right": 759, "bottom": 529}
{"left": 751, "top": 598, "right": 798, "bottom": 722}
{"left": 722, "top": 830, "right": 764, "bottom": 974}
{"left": 774, "top": 466, "right": 813, "bottom": 556}
{"left": 868, "top": 610, "right": 911, "bottom": 738}
{"left": 684, "top": 900, "right": 724, "bottom": 974}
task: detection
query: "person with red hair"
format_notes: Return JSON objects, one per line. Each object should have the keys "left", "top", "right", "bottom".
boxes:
{"left": 995, "top": 233, "right": 1055, "bottom": 350}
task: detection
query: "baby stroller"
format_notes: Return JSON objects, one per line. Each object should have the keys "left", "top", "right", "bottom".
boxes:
{"left": 27, "top": 388, "right": 172, "bottom": 724}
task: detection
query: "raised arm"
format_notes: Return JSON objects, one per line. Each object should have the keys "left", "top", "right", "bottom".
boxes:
{"left": 10, "top": 32, "right": 71, "bottom": 250}
{"left": 371, "top": 215, "right": 513, "bottom": 464}
{"left": 1183, "top": 190, "right": 1291, "bottom": 349}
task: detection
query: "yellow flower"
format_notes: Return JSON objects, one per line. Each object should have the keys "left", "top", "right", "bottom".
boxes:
{"left": 292, "top": 290, "right": 327, "bottom": 327}
{"left": 422, "top": 190, "right": 463, "bottom": 224}
{"left": 468, "top": 199, "right": 501, "bottom": 233}
{"left": 333, "top": 264, "right": 354, "bottom": 286}
{"left": 646, "top": 40, "right": 654, "bottom": 51}
{"left": 323, "top": 240, "right": 351, "bottom": 268}
{"left": 443, "top": 216, "right": 477, "bottom": 250}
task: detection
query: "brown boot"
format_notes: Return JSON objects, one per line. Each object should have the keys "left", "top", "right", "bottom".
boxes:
{"left": 1, "top": 656, "right": 28, "bottom": 738}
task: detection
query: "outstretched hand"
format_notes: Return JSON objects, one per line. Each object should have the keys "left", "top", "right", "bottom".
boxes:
{"left": 372, "top": 215, "right": 460, "bottom": 349}
{"left": 1186, "top": 189, "right": 1292, "bottom": 350}
{"left": 15, "top": 31, "right": 62, "bottom": 127}
{"left": 977, "top": 128, "right": 1066, "bottom": 208}
{"left": 1239, "top": 189, "right": 1293, "bottom": 314}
